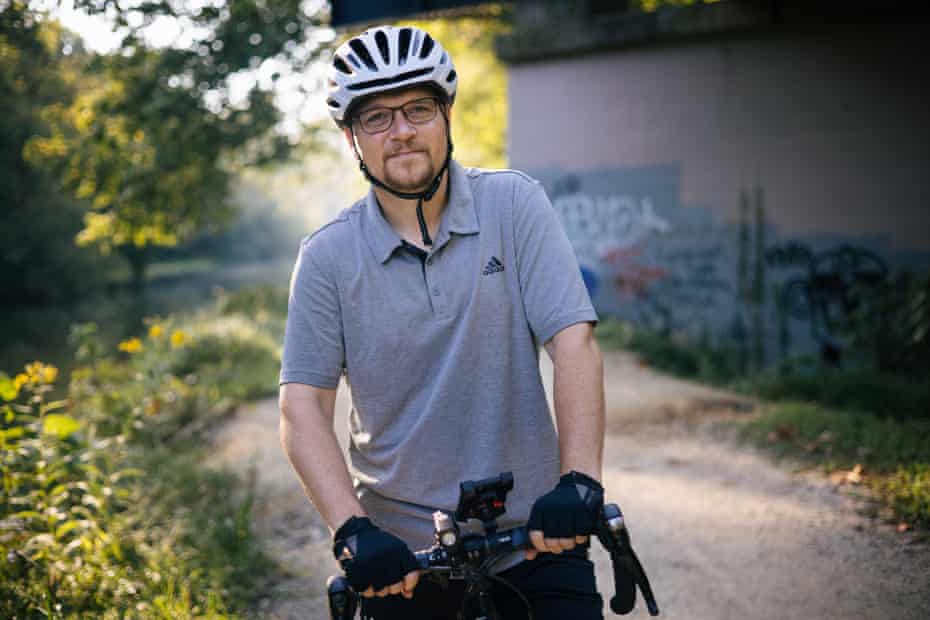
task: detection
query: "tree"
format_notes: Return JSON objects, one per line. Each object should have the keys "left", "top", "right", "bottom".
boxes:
{"left": 24, "top": 0, "right": 330, "bottom": 292}
{"left": 0, "top": 2, "right": 114, "bottom": 305}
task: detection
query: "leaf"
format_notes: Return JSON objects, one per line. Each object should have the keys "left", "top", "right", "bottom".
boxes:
{"left": 42, "top": 414, "right": 82, "bottom": 439}
{"left": 44, "top": 399, "right": 69, "bottom": 412}
{"left": 55, "top": 520, "right": 82, "bottom": 539}
{"left": 25, "top": 533, "right": 55, "bottom": 549}
{"left": 0, "top": 427, "right": 26, "bottom": 441}
{"left": 109, "top": 468, "right": 145, "bottom": 483}
{"left": 49, "top": 484, "right": 72, "bottom": 504}
{"left": 64, "top": 537, "right": 84, "bottom": 555}
{"left": 10, "top": 510, "right": 44, "bottom": 521}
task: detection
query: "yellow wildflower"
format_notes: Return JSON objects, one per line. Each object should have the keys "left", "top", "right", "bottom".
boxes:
{"left": 170, "top": 330, "right": 186, "bottom": 349}
{"left": 42, "top": 365, "right": 58, "bottom": 384}
{"left": 149, "top": 324, "right": 164, "bottom": 339}
{"left": 118, "top": 338, "right": 144, "bottom": 353}
{"left": 14, "top": 373, "right": 29, "bottom": 390}
{"left": 25, "top": 361, "right": 43, "bottom": 381}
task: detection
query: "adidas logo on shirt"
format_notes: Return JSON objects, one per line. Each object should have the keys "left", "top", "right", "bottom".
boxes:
{"left": 482, "top": 256, "right": 505, "bottom": 276}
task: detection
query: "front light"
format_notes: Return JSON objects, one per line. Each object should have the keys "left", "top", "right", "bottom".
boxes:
{"left": 440, "top": 530, "right": 458, "bottom": 547}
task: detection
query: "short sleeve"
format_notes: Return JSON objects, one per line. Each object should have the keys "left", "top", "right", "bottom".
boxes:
{"left": 279, "top": 237, "right": 345, "bottom": 388}
{"left": 513, "top": 181, "right": 598, "bottom": 345}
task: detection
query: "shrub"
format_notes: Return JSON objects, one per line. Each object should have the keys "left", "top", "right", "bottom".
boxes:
{"left": 735, "top": 369, "right": 930, "bottom": 421}
{"left": 596, "top": 318, "right": 739, "bottom": 384}
{"left": 1, "top": 300, "right": 282, "bottom": 617}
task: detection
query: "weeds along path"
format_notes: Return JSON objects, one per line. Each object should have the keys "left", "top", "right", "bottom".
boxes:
{"left": 207, "top": 352, "right": 930, "bottom": 620}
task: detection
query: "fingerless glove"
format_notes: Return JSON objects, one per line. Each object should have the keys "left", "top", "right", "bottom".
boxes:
{"left": 527, "top": 470, "right": 605, "bottom": 539}
{"left": 332, "top": 516, "right": 418, "bottom": 592}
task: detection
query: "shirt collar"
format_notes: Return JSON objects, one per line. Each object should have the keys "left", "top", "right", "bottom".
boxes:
{"left": 363, "top": 160, "right": 479, "bottom": 264}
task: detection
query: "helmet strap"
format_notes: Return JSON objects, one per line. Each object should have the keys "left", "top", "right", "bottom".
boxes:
{"left": 351, "top": 108, "right": 454, "bottom": 247}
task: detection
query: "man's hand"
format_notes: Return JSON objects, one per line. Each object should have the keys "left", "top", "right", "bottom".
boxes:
{"left": 526, "top": 470, "right": 604, "bottom": 560}
{"left": 332, "top": 516, "right": 420, "bottom": 599}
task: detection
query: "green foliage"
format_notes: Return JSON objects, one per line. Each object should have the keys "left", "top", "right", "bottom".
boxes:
{"left": 215, "top": 284, "right": 289, "bottom": 322}
{"left": 844, "top": 272, "right": 930, "bottom": 377}
{"left": 596, "top": 319, "right": 739, "bottom": 384}
{"left": 633, "top": 0, "right": 723, "bottom": 12}
{"left": 17, "top": 1, "right": 330, "bottom": 291}
{"left": 0, "top": 4, "right": 115, "bottom": 304}
{"left": 160, "top": 315, "right": 281, "bottom": 403}
{"left": 743, "top": 402, "right": 930, "bottom": 471}
{"left": 1, "top": 291, "right": 285, "bottom": 617}
{"left": 742, "top": 403, "right": 930, "bottom": 527}
{"left": 734, "top": 369, "right": 930, "bottom": 421}
{"left": 875, "top": 464, "right": 930, "bottom": 529}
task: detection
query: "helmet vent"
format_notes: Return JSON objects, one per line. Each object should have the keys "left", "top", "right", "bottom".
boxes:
{"left": 347, "top": 67, "right": 432, "bottom": 91}
{"left": 326, "top": 98, "right": 341, "bottom": 108}
{"left": 349, "top": 39, "right": 377, "bottom": 71}
{"left": 419, "top": 34, "right": 435, "bottom": 58}
{"left": 446, "top": 70, "right": 456, "bottom": 83}
{"left": 333, "top": 57, "right": 352, "bottom": 75}
{"left": 374, "top": 30, "right": 390, "bottom": 64}
{"left": 398, "top": 28, "right": 412, "bottom": 65}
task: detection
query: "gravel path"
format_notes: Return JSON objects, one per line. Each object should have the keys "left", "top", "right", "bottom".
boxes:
{"left": 207, "top": 352, "right": 930, "bottom": 619}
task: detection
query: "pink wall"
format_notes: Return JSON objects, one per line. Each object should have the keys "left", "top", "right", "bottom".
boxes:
{"left": 507, "top": 20, "right": 929, "bottom": 251}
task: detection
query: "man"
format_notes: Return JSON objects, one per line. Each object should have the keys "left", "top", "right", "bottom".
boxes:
{"left": 279, "top": 25, "right": 607, "bottom": 619}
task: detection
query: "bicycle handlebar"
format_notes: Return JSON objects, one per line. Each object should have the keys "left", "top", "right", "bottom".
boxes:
{"left": 329, "top": 500, "right": 659, "bottom": 619}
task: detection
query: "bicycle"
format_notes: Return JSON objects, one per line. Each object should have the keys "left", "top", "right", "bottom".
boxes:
{"left": 327, "top": 471, "right": 659, "bottom": 620}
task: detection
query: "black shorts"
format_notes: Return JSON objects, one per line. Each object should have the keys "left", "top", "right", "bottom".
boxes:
{"left": 359, "top": 545, "right": 604, "bottom": 620}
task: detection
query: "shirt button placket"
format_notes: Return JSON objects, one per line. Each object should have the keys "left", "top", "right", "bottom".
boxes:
{"left": 425, "top": 254, "right": 445, "bottom": 316}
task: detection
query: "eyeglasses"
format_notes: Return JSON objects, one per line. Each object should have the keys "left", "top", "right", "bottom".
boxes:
{"left": 354, "top": 97, "right": 440, "bottom": 135}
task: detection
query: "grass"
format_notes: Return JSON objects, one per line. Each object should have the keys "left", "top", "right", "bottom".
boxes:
{"left": 742, "top": 403, "right": 930, "bottom": 528}
{"left": 733, "top": 369, "right": 930, "bottom": 422}
{"left": 106, "top": 258, "right": 219, "bottom": 284}
{"left": 596, "top": 318, "right": 930, "bottom": 529}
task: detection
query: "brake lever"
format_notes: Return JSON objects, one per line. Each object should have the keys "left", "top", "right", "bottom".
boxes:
{"left": 596, "top": 503, "right": 660, "bottom": 616}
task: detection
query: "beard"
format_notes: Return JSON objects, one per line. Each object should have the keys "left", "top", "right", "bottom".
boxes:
{"left": 382, "top": 149, "right": 437, "bottom": 193}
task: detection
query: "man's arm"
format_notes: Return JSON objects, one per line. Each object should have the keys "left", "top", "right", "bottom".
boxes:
{"left": 279, "top": 382, "right": 365, "bottom": 532}
{"left": 527, "top": 321, "right": 605, "bottom": 559}
{"left": 280, "top": 383, "right": 421, "bottom": 599}
{"left": 543, "top": 321, "right": 605, "bottom": 481}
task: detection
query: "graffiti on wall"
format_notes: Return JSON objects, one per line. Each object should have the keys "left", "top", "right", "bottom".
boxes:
{"left": 554, "top": 193, "right": 670, "bottom": 263}
{"left": 767, "top": 242, "right": 889, "bottom": 361}
{"left": 535, "top": 164, "right": 929, "bottom": 367}
{"left": 543, "top": 166, "right": 737, "bottom": 336}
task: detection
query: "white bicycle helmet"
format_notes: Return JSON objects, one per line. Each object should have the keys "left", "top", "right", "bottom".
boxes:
{"left": 327, "top": 25, "right": 458, "bottom": 126}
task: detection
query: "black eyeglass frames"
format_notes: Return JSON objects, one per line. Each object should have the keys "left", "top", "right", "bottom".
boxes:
{"left": 354, "top": 97, "right": 440, "bottom": 134}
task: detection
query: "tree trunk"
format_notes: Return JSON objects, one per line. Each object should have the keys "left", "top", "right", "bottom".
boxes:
{"left": 123, "top": 246, "right": 149, "bottom": 296}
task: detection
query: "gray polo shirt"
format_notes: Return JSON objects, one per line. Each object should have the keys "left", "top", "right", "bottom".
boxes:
{"left": 281, "top": 160, "right": 597, "bottom": 555}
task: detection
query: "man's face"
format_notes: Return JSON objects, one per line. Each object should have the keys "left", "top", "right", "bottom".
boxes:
{"left": 344, "top": 86, "right": 451, "bottom": 194}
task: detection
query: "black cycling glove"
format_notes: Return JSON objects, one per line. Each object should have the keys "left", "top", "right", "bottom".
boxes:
{"left": 527, "top": 470, "right": 605, "bottom": 539}
{"left": 332, "top": 516, "right": 418, "bottom": 592}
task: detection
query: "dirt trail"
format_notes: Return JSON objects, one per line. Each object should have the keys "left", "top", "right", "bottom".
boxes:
{"left": 207, "top": 352, "right": 930, "bottom": 619}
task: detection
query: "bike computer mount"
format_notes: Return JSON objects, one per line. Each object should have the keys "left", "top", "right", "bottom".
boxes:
{"left": 454, "top": 471, "right": 513, "bottom": 531}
